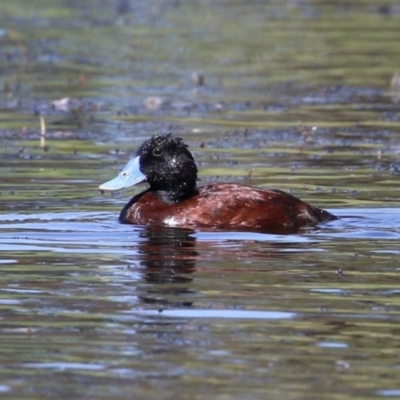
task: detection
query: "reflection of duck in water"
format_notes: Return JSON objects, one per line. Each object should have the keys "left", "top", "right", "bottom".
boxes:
{"left": 133, "top": 226, "right": 197, "bottom": 309}
{"left": 100, "top": 134, "right": 337, "bottom": 234}
{"left": 137, "top": 226, "right": 196, "bottom": 284}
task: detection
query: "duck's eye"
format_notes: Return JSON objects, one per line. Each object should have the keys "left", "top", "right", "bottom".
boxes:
{"left": 152, "top": 147, "right": 163, "bottom": 157}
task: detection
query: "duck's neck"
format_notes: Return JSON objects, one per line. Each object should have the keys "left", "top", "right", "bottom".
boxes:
{"left": 152, "top": 183, "right": 199, "bottom": 204}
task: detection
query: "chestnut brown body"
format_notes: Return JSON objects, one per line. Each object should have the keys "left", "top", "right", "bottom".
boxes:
{"left": 120, "top": 183, "right": 336, "bottom": 234}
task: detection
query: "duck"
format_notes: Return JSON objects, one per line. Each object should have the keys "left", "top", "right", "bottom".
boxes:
{"left": 99, "top": 133, "right": 337, "bottom": 234}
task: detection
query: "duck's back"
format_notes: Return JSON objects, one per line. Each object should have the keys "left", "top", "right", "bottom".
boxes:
{"left": 120, "top": 183, "right": 336, "bottom": 233}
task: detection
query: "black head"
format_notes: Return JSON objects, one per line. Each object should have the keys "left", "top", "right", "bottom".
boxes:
{"left": 137, "top": 133, "right": 198, "bottom": 203}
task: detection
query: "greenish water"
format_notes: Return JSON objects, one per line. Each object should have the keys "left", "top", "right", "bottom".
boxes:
{"left": 1, "top": 1, "right": 400, "bottom": 399}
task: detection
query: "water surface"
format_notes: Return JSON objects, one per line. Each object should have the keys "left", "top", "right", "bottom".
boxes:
{"left": 1, "top": 1, "right": 400, "bottom": 399}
